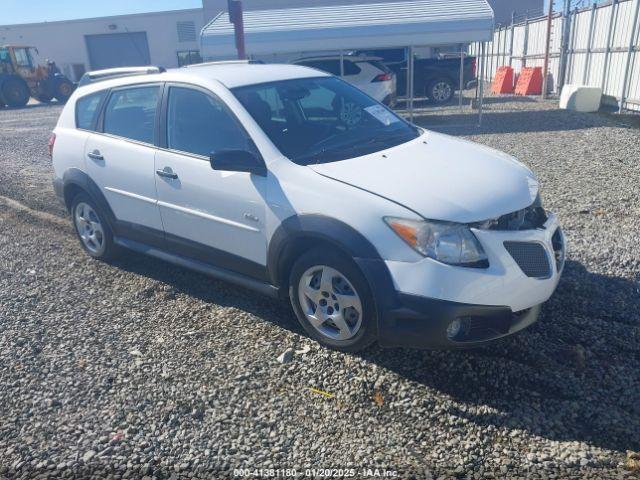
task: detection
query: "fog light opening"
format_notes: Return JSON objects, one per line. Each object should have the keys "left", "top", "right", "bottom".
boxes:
{"left": 447, "top": 317, "right": 471, "bottom": 340}
{"left": 446, "top": 319, "right": 462, "bottom": 339}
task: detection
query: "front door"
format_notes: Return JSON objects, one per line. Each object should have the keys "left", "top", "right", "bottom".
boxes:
{"left": 154, "top": 85, "right": 267, "bottom": 279}
{"left": 84, "top": 84, "right": 164, "bottom": 241}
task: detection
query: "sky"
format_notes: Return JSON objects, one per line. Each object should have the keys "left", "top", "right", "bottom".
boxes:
{"left": 1, "top": 0, "right": 202, "bottom": 25}
{"left": 551, "top": 0, "right": 610, "bottom": 12}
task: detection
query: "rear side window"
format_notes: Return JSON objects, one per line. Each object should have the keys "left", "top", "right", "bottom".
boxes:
{"left": 103, "top": 86, "right": 159, "bottom": 144}
{"left": 367, "top": 60, "right": 391, "bottom": 73}
{"left": 299, "top": 59, "right": 361, "bottom": 76}
{"left": 343, "top": 61, "right": 361, "bottom": 76}
{"left": 75, "top": 91, "right": 107, "bottom": 130}
{"left": 300, "top": 60, "right": 340, "bottom": 75}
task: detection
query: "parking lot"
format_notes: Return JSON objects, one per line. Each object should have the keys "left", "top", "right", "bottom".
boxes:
{"left": 0, "top": 99, "right": 639, "bottom": 478}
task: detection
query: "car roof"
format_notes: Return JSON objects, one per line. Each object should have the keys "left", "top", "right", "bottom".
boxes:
{"left": 74, "top": 62, "right": 330, "bottom": 96}
{"left": 182, "top": 62, "right": 329, "bottom": 88}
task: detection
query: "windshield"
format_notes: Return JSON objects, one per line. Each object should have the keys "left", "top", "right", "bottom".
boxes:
{"left": 232, "top": 77, "right": 419, "bottom": 165}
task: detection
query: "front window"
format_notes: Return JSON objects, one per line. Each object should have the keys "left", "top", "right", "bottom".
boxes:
{"left": 233, "top": 77, "right": 419, "bottom": 165}
{"left": 166, "top": 86, "right": 250, "bottom": 157}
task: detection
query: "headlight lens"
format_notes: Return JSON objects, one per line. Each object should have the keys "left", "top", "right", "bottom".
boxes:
{"left": 384, "top": 217, "right": 488, "bottom": 267}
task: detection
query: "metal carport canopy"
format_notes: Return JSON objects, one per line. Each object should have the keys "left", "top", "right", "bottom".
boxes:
{"left": 200, "top": 0, "right": 495, "bottom": 57}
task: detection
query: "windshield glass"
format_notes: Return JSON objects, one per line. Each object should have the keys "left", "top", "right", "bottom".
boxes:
{"left": 232, "top": 77, "right": 419, "bottom": 165}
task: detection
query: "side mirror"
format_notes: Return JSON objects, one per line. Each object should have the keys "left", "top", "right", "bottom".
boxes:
{"left": 209, "top": 149, "right": 267, "bottom": 176}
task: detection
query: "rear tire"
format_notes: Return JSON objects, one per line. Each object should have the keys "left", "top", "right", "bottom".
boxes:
{"left": 54, "top": 78, "right": 74, "bottom": 103}
{"left": 289, "top": 247, "right": 377, "bottom": 352}
{"left": 1, "top": 77, "right": 30, "bottom": 107}
{"left": 427, "top": 77, "right": 454, "bottom": 104}
{"left": 70, "top": 193, "right": 118, "bottom": 261}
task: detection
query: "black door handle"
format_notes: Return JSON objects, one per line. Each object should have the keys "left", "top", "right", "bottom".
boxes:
{"left": 87, "top": 151, "right": 104, "bottom": 161}
{"left": 156, "top": 168, "right": 178, "bottom": 179}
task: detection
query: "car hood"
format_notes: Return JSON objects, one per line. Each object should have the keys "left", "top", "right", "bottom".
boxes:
{"left": 308, "top": 130, "right": 539, "bottom": 223}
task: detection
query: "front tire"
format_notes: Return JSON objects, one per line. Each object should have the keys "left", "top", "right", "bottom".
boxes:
{"left": 71, "top": 193, "right": 118, "bottom": 260}
{"left": 289, "top": 248, "right": 377, "bottom": 352}
{"left": 54, "top": 78, "right": 74, "bottom": 103}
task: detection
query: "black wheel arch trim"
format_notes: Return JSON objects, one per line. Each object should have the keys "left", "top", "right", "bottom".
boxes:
{"left": 268, "top": 214, "right": 399, "bottom": 337}
{"left": 61, "top": 168, "right": 117, "bottom": 227}
{"left": 267, "top": 214, "right": 380, "bottom": 285}
{"left": 60, "top": 168, "right": 268, "bottom": 283}
{"left": 267, "top": 214, "right": 384, "bottom": 286}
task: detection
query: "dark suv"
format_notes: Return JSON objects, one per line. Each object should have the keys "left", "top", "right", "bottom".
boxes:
{"left": 356, "top": 48, "right": 477, "bottom": 104}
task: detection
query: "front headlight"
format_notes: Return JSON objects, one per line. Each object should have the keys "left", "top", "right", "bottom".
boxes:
{"left": 384, "top": 217, "right": 488, "bottom": 267}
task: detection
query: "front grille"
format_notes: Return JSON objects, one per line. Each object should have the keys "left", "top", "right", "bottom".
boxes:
{"left": 504, "top": 241, "right": 551, "bottom": 278}
{"left": 467, "top": 314, "right": 511, "bottom": 336}
{"left": 453, "top": 309, "right": 532, "bottom": 343}
{"left": 479, "top": 195, "right": 548, "bottom": 231}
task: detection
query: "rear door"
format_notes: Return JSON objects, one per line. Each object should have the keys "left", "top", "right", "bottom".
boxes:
{"left": 84, "top": 84, "right": 164, "bottom": 243}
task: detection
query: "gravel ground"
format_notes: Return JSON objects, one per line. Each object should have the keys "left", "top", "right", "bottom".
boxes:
{"left": 0, "top": 98, "right": 639, "bottom": 479}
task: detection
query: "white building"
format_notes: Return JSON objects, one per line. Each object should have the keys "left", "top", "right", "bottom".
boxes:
{"left": 0, "top": 9, "right": 204, "bottom": 81}
{"left": 0, "top": 0, "right": 542, "bottom": 81}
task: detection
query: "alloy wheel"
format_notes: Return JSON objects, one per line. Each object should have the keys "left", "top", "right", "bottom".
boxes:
{"left": 74, "top": 202, "right": 105, "bottom": 255}
{"left": 297, "top": 265, "right": 363, "bottom": 341}
{"left": 432, "top": 81, "right": 452, "bottom": 102}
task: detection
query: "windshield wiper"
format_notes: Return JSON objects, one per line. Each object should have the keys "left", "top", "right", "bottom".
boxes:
{"left": 294, "top": 134, "right": 370, "bottom": 164}
{"left": 295, "top": 130, "right": 416, "bottom": 165}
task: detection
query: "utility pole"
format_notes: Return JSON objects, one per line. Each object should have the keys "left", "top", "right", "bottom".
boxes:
{"left": 228, "top": 0, "right": 246, "bottom": 60}
{"left": 541, "top": 0, "right": 554, "bottom": 98}
{"left": 557, "top": 0, "right": 572, "bottom": 91}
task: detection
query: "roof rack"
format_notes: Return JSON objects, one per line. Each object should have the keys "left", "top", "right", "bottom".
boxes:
{"left": 183, "top": 59, "right": 264, "bottom": 68}
{"left": 77, "top": 66, "right": 165, "bottom": 87}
